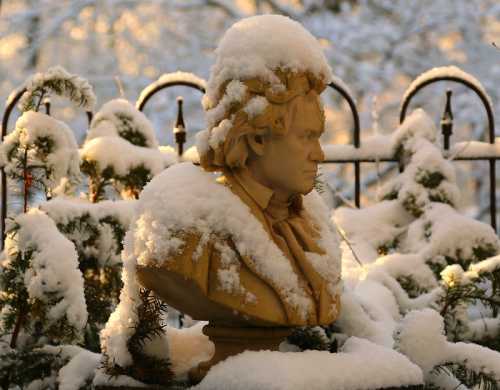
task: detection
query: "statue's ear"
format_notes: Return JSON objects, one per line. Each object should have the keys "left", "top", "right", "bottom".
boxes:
{"left": 245, "top": 133, "right": 266, "bottom": 157}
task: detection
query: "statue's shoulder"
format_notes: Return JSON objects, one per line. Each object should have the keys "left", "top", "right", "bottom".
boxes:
{"left": 136, "top": 162, "right": 245, "bottom": 238}
{"left": 139, "top": 162, "right": 230, "bottom": 211}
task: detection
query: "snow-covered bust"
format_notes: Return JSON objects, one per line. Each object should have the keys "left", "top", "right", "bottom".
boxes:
{"left": 134, "top": 15, "right": 342, "bottom": 328}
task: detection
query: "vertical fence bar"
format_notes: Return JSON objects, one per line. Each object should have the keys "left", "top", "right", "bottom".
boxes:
{"left": 1, "top": 88, "right": 27, "bottom": 250}
{"left": 328, "top": 82, "right": 361, "bottom": 207}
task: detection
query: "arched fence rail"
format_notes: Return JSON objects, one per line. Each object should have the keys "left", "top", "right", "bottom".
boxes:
{"left": 1, "top": 88, "right": 93, "bottom": 249}
{"left": 136, "top": 76, "right": 206, "bottom": 156}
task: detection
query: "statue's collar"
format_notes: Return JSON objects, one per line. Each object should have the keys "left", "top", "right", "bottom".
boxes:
{"left": 227, "top": 168, "right": 273, "bottom": 210}
{"left": 219, "top": 168, "right": 303, "bottom": 221}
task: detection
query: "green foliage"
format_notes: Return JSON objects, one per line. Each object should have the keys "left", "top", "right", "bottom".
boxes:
{"left": 0, "top": 223, "right": 31, "bottom": 336}
{"left": 80, "top": 160, "right": 115, "bottom": 203}
{"left": 115, "top": 113, "right": 148, "bottom": 147}
{"left": 0, "top": 223, "right": 82, "bottom": 346}
{"left": 427, "top": 189, "right": 452, "bottom": 205}
{"left": 91, "top": 112, "right": 148, "bottom": 147}
{"left": 21, "top": 75, "right": 93, "bottom": 112}
{"left": 116, "top": 164, "right": 152, "bottom": 199}
{"left": 33, "top": 136, "right": 55, "bottom": 155}
{"left": 56, "top": 213, "right": 100, "bottom": 256}
{"left": 381, "top": 188, "right": 399, "bottom": 201}
{"left": 377, "top": 238, "right": 399, "bottom": 256}
{"left": 402, "top": 193, "right": 424, "bottom": 218}
{"left": 397, "top": 276, "right": 428, "bottom": 299}
{"left": 104, "top": 289, "right": 173, "bottom": 386}
{"left": 432, "top": 362, "right": 499, "bottom": 390}
{"left": 287, "top": 326, "right": 337, "bottom": 352}
{"left": 81, "top": 159, "right": 152, "bottom": 201}
{"left": 314, "top": 174, "right": 325, "bottom": 194}
{"left": 415, "top": 170, "right": 444, "bottom": 189}
{"left": 54, "top": 212, "right": 125, "bottom": 351}
{"left": 0, "top": 346, "right": 67, "bottom": 390}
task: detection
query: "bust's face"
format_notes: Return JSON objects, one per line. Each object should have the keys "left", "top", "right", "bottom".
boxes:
{"left": 257, "top": 93, "right": 325, "bottom": 197}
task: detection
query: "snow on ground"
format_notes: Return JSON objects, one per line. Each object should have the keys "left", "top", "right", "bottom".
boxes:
{"left": 194, "top": 337, "right": 423, "bottom": 390}
{"left": 397, "top": 309, "right": 500, "bottom": 382}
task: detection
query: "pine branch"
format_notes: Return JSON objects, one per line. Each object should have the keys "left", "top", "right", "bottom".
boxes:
{"left": 432, "top": 362, "right": 499, "bottom": 390}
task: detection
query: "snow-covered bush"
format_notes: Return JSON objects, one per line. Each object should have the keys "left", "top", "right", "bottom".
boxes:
{"left": 0, "top": 111, "right": 81, "bottom": 198}
{"left": 39, "top": 198, "right": 136, "bottom": 351}
{"left": 18, "top": 65, "right": 95, "bottom": 113}
{"left": 0, "top": 209, "right": 87, "bottom": 346}
{"left": 0, "top": 67, "right": 169, "bottom": 390}
{"left": 81, "top": 99, "right": 176, "bottom": 201}
{"left": 335, "top": 109, "right": 500, "bottom": 388}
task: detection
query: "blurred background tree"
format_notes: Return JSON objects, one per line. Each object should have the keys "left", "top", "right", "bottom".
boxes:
{"left": 0, "top": 0, "right": 499, "bottom": 220}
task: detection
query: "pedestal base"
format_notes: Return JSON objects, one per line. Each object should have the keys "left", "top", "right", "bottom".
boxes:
{"left": 188, "top": 324, "right": 292, "bottom": 384}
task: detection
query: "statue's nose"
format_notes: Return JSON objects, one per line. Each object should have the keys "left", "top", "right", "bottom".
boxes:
{"left": 310, "top": 141, "right": 324, "bottom": 162}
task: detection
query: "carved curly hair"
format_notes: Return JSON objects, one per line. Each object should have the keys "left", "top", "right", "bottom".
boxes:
{"left": 198, "top": 69, "right": 327, "bottom": 172}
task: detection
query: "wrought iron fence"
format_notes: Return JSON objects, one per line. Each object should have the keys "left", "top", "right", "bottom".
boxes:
{"left": 1, "top": 67, "right": 499, "bottom": 250}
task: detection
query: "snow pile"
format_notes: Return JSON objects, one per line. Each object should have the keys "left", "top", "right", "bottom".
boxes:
{"left": 0, "top": 111, "right": 81, "bottom": 195}
{"left": 3, "top": 209, "right": 87, "bottom": 334}
{"left": 335, "top": 200, "right": 411, "bottom": 263}
{"left": 335, "top": 286, "right": 401, "bottom": 347}
{"left": 58, "top": 349, "right": 101, "bottom": 390}
{"left": 100, "top": 229, "right": 144, "bottom": 367}
{"left": 87, "top": 99, "right": 159, "bottom": 148}
{"left": 18, "top": 65, "right": 96, "bottom": 112}
{"left": 405, "top": 203, "right": 500, "bottom": 267}
{"left": 396, "top": 309, "right": 500, "bottom": 382}
{"left": 204, "top": 15, "right": 332, "bottom": 109}
{"left": 93, "top": 368, "right": 147, "bottom": 388}
{"left": 332, "top": 106, "right": 500, "bottom": 387}
{"left": 195, "top": 337, "right": 423, "bottom": 390}
{"left": 80, "top": 136, "right": 174, "bottom": 178}
{"left": 40, "top": 345, "right": 101, "bottom": 390}
{"left": 167, "top": 322, "right": 214, "bottom": 376}
{"left": 391, "top": 109, "right": 438, "bottom": 150}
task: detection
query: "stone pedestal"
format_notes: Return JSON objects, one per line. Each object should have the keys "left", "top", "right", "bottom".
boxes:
{"left": 188, "top": 324, "right": 292, "bottom": 384}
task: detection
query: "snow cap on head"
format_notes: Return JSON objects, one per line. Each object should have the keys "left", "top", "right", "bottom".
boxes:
{"left": 198, "top": 15, "right": 331, "bottom": 172}
{"left": 205, "top": 14, "right": 332, "bottom": 107}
